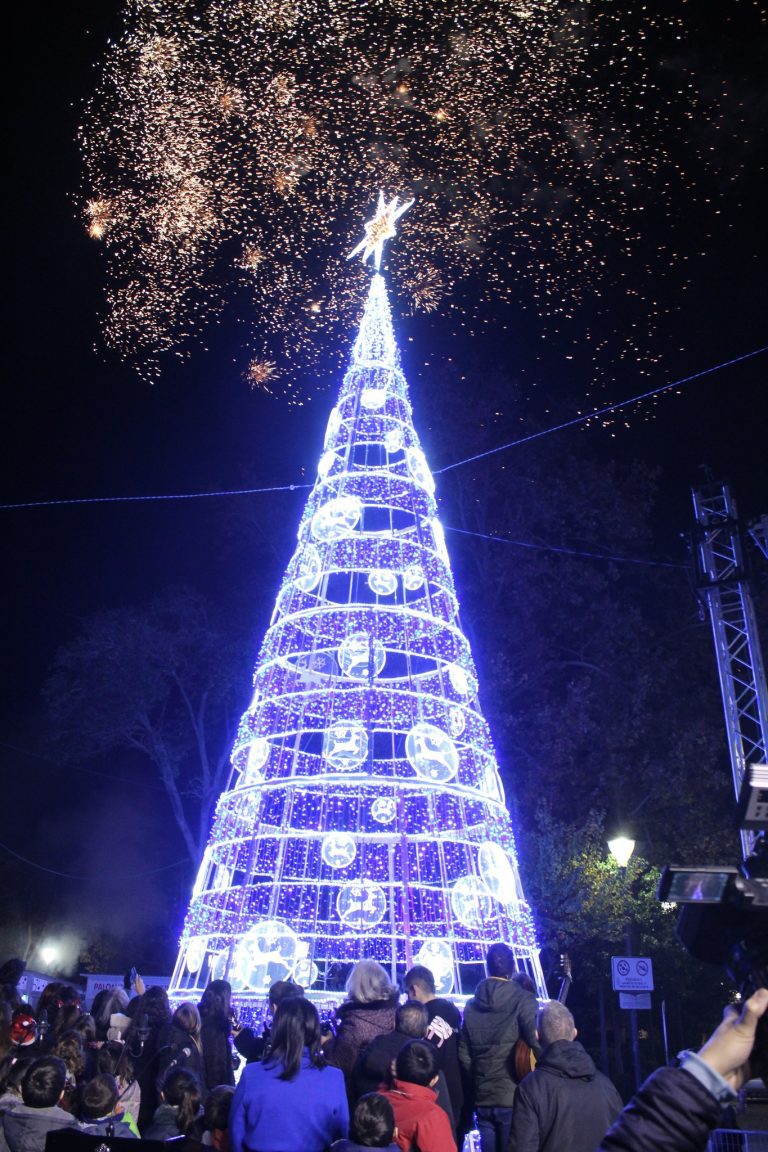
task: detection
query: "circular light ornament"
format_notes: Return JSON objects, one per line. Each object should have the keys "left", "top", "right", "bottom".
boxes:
{"left": 368, "top": 569, "right": 398, "bottom": 597}
{"left": 184, "top": 936, "right": 207, "bottom": 975}
{"left": 447, "top": 663, "right": 470, "bottom": 697}
{"left": 414, "top": 940, "right": 454, "bottom": 996}
{"left": 241, "top": 737, "right": 270, "bottom": 784}
{"left": 451, "top": 875, "right": 493, "bottom": 930}
{"left": 294, "top": 544, "right": 322, "bottom": 593}
{"left": 321, "top": 832, "right": 357, "bottom": 869}
{"left": 449, "top": 707, "right": 466, "bottom": 737}
{"left": 324, "top": 407, "right": 341, "bottom": 449}
{"left": 402, "top": 565, "right": 424, "bottom": 591}
{"left": 478, "top": 842, "right": 518, "bottom": 903}
{"left": 323, "top": 721, "right": 369, "bottom": 771}
{"left": 371, "top": 796, "right": 396, "bottom": 824}
{"left": 338, "top": 633, "right": 386, "bottom": 679}
{"left": 405, "top": 722, "right": 459, "bottom": 782}
{"left": 361, "top": 387, "right": 387, "bottom": 410}
{"left": 406, "top": 447, "right": 435, "bottom": 495}
{"left": 337, "top": 880, "right": 387, "bottom": 929}
{"left": 318, "top": 450, "right": 337, "bottom": 479}
{"left": 292, "top": 958, "right": 319, "bottom": 987}
{"left": 384, "top": 427, "right": 404, "bottom": 454}
{"left": 311, "top": 495, "right": 362, "bottom": 542}
{"left": 234, "top": 919, "right": 300, "bottom": 991}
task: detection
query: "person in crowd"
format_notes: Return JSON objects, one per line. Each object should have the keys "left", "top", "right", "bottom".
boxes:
{"left": 0, "top": 1055, "right": 35, "bottom": 1120}
{"left": 91, "top": 987, "right": 129, "bottom": 1043}
{"left": 0, "top": 963, "right": 25, "bottom": 1006}
{"left": 233, "top": 980, "right": 304, "bottom": 1065}
{"left": 79, "top": 1073, "right": 138, "bottom": 1138}
{"left": 331, "top": 1092, "right": 400, "bottom": 1152}
{"left": 200, "top": 1084, "right": 234, "bottom": 1152}
{"left": 199, "top": 981, "right": 235, "bottom": 1091}
{"left": 324, "top": 961, "right": 398, "bottom": 1090}
{"left": 38, "top": 988, "right": 81, "bottom": 1054}
{"left": 157, "top": 1003, "right": 204, "bottom": 1087}
{"left": 8, "top": 1013, "right": 38, "bottom": 1059}
{"left": 379, "top": 1040, "right": 456, "bottom": 1152}
{"left": 95, "top": 1039, "right": 141, "bottom": 1128}
{"left": 404, "top": 964, "right": 465, "bottom": 1132}
{"left": 351, "top": 1001, "right": 453, "bottom": 1126}
{"left": 598, "top": 986, "right": 768, "bottom": 1152}
{"left": 1, "top": 1056, "right": 78, "bottom": 1152}
{"left": 125, "top": 984, "right": 173, "bottom": 1130}
{"left": 143, "top": 1067, "right": 202, "bottom": 1140}
{"left": 229, "top": 996, "right": 348, "bottom": 1152}
{"left": 50, "top": 1032, "right": 86, "bottom": 1087}
{"left": 458, "top": 942, "right": 540, "bottom": 1152}
{"left": 510, "top": 1000, "right": 623, "bottom": 1152}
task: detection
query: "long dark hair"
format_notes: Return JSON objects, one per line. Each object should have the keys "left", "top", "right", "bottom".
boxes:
{"left": 198, "top": 980, "right": 231, "bottom": 1026}
{"left": 160, "top": 1068, "right": 201, "bottom": 1136}
{"left": 264, "top": 998, "right": 324, "bottom": 1081}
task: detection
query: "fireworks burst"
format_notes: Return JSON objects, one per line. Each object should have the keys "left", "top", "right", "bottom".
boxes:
{"left": 80, "top": 0, "right": 759, "bottom": 403}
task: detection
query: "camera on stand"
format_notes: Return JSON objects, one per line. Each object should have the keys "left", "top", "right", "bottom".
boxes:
{"left": 657, "top": 765, "right": 768, "bottom": 1078}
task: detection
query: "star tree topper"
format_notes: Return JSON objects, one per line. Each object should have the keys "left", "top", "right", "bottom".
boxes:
{"left": 348, "top": 191, "right": 414, "bottom": 271}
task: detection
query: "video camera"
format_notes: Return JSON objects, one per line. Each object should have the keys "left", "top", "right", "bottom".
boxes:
{"left": 657, "top": 766, "right": 768, "bottom": 1077}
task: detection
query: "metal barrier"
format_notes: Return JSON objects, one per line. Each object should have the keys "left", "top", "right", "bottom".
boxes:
{"left": 708, "top": 1132, "right": 768, "bottom": 1151}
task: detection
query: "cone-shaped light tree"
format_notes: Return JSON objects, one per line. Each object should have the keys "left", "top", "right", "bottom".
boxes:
{"left": 169, "top": 200, "right": 545, "bottom": 1003}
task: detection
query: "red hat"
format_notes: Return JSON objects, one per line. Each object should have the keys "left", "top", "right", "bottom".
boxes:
{"left": 10, "top": 1011, "right": 37, "bottom": 1046}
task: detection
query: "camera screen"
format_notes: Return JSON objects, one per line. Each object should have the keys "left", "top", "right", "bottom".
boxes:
{"left": 666, "top": 870, "right": 730, "bottom": 903}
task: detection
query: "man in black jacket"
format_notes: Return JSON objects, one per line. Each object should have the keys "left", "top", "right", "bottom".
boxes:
{"left": 458, "top": 943, "right": 540, "bottom": 1152}
{"left": 510, "top": 1001, "right": 623, "bottom": 1152}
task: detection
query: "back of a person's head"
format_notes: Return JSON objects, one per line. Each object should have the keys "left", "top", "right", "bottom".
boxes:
{"left": 404, "top": 965, "right": 436, "bottom": 998}
{"left": 268, "top": 997, "right": 322, "bottom": 1080}
{"left": 173, "top": 1002, "right": 202, "bottom": 1041}
{"left": 96, "top": 1039, "right": 134, "bottom": 1084}
{"left": 394, "top": 1040, "right": 437, "bottom": 1087}
{"left": 269, "top": 980, "right": 304, "bottom": 1009}
{"left": 346, "top": 960, "right": 396, "bottom": 1005}
{"left": 511, "top": 971, "right": 537, "bottom": 994}
{"left": 142, "top": 984, "right": 172, "bottom": 1023}
{"left": 395, "top": 1000, "right": 428, "bottom": 1039}
{"left": 486, "top": 942, "right": 516, "bottom": 979}
{"left": 160, "top": 1068, "right": 202, "bottom": 1136}
{"left": 21, "top": 1056, "right": 67, "bottom": 1108}
{"left": 350, "top": 1093, "right": 396, "bottom": 1147}
{"left": 203, "top": 1084, "right": 235, "bottom": 1133}
{"left": 537, "top": 1001, "right": 576, "bottom": 1049}
{"left": 81, "top": 1073, "right": 118, "bottom": 1119}
{"left": 51, "top": 1030, "right": 86, "bottom": 1079}
{"left": 199, "top": 980, "right": 231, "bottom": 1022}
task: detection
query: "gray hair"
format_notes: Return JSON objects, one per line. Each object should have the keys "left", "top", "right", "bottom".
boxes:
{"left": 345, "top": 959, "right": 397, "bottom": 1004}
{"left": 537, "top": 1001, "right": 576, "bottom": 1048}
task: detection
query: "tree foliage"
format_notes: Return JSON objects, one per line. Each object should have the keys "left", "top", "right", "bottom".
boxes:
{"left": 44, "top": 586, "right": 251, "bottom": 863}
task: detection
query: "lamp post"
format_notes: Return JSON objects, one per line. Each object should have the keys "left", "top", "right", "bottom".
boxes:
{"left": 608, "top": 836, "right": 642, "bottom": 1091}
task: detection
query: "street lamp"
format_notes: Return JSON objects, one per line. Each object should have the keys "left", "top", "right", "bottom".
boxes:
{"left": 608, "top": 835, "right": 641, "bottom": 1090}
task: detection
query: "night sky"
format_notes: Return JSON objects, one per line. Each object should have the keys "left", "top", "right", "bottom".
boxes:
{"left": 3, "top": 0, "right": 767, "bottom": 972}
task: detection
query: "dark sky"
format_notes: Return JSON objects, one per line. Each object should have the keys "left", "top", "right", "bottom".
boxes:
{"left": 2, "top": 0, "right": 767, "bottom": 969}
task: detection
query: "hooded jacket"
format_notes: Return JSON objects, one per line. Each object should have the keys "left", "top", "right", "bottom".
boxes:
{"left": 510, "top": 1040, "right": 623, "bottom": 1152}
{"left": 458, "top": 977, "right": 540, "bottom": 1108}
{"left": 597, "top": 1065, "right": 721, "bottom": 1152}
{"left": 379, "top": 1079, "right": 457, "bottom": 1152}
{"left": 1, "top": 1103, "right": 78, "bottom": 1152}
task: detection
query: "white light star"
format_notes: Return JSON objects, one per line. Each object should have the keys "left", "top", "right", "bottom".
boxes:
{"left": 347, "top": 191, "right": 414, "bottom": 271}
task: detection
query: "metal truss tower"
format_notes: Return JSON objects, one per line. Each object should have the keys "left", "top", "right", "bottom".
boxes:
{"left": 692, "top": 481, "right": 768, "bottom": 858}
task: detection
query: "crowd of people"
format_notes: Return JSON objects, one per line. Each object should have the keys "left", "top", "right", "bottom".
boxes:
{"left": 0, "top": 948, "right": 765, "bottom": 1152}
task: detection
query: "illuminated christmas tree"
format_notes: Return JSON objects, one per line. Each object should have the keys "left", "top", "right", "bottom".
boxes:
{"left": 169, "top": 199, "right": 545, "bottom": 1003}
